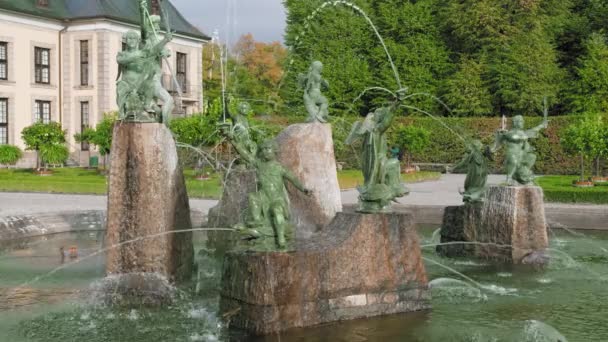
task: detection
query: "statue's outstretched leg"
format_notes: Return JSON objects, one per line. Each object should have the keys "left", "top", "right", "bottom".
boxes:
{"left": 505, "top": 156, "right": 518, "bottom": 185}
{"left": 156, "top": 85, "right": 174, "bottom": 125}
{"left": 271, "top": 204, "right": 289, "bottom": 249}
{"left": 247, "top": 193, "right": 264, "bottom": 227}
{"left": 385, "top": 158, "right": 408, "bottom": 197}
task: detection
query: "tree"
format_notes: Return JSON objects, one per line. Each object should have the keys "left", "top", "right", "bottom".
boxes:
{"left": 81, "top": 113, "right": 117, "bottom": 169}
{"left": 441, "top": 57, "right": 493, "bottom": 116}
{"left": 569, "top": 32, "right": 608, "bottom": 114}
{"left": 0, "top": 145, "right": 22, "bottom": 167}
{"left": 393, "top": 124, "right": 431, "bottom": 169}
{"left": 561, "top": 114, "right": 607, "bottom": 180}
{"left": 74, "top": 127, "right": 96, "bottom": 165}
{"left": 283, "top": 0, "right": 452, "bottom": 117}
{"left": 21, "top": 122, "right": 67, "bottom": 171}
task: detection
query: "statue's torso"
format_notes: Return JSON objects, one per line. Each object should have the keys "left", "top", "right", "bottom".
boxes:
{"left": 256, "top": 161, "right": 287, "bottom": 200}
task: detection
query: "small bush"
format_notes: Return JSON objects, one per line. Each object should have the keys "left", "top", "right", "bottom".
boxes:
{"left": 0, "top": 145, "right": 22, "bottom": 166}
{"left": 39, "top": 144, "right": 69, "bottom": 166}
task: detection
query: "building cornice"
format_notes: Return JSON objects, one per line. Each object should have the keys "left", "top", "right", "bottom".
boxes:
{"left": 0, "top": 9, "right": 65, "bottom": 31}
{"left": 66, "top": 19, "right": 205, "bottom": 48}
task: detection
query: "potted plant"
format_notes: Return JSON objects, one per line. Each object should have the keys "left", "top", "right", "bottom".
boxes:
{"left": 0, "top": 144, "right": 22, "bottom": 167}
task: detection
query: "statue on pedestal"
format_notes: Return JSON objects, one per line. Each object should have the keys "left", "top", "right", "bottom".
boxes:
{"left": 346, "top": 91, "right": 409, "bottom": 213}
{"left": 221, "top": 124, "right": 312, "bottom": 250}
{"left": 493, "top": 113, "right": 548, "bottom": 186}
{"left": 299, "top": 61, "right": 329, "bottom": 123}
{"left": 116, "top": 0, "right": 174, "bottom": 125}
{"left": 453, "top": 140, "right": 492, "bottom": 203}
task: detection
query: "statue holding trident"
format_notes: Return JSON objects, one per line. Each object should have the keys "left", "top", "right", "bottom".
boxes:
{"left": 492, "top": 98, "right": 549, "bottom": 186}
{"left": 346, "top": 89, "right": 409, "bottom": 213}
{"left": 116, "top": 0, "right": 175, "bottom": 125}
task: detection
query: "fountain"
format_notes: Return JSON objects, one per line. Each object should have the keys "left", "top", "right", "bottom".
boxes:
{"left": 103, "top": 0, "right": 193, "bottom": 305}
{"left": 2, "top": 1, "right": 608, "bottom": 341}
{"left": 438, "top": 110, "right": 550, "bottom": 265}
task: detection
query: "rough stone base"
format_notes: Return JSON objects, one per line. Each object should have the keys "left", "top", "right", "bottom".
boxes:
{"left": 438, "top": 186, "right": 549, "bottom": 264}
{"left": 105, "top": 123, "right": 194, "bottom": 291}
{"left": 220, "top": 212, "right": 430, "bottom": 335}
{"left": 276, "top": 123, "right": 342, "bottom": 238}
{"left": 206, "top": 170, "right": 257, "bottom": 256}
{"left": 437, "top": 203, "right": 482, "bottom": 257}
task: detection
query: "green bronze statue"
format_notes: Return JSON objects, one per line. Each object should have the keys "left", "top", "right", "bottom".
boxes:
{"left": 453, "top": 140, "right": 492, "bottom": 203}
{"left": 493, "top": 113, "right": 548, "bottom": 186}
{"left": 116, "top": 0, "right": 174, "bottom": 125}
{"left": 221, "top": 124, "right": 312, "bottom": 250}
{"left": 346, "top": 93, "right": 409, "bottom": 213}
{"left": 299, "top": 61, "right": 329, "bottom": 123}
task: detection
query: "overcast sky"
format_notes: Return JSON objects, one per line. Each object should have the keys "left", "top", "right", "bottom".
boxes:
{"left": 171, "top": 0, "right": 287, "bottom": 44}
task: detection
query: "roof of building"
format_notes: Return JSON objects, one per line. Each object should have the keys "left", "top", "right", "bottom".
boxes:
{"left": 0, "top": 0, "right": 209, "bottom": 40}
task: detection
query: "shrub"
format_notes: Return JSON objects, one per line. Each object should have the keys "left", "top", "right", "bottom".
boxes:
{"left": 39, "top": 144, "right": 69, "bottom": 166}
{"left": 21, "top": 122, "right": 67, "bottom": 170}
{"left": 393, "top": 125, "right": 431, "bottom": 167}
{"left": 0, "top": 145, "right": 22, "bottom": 166}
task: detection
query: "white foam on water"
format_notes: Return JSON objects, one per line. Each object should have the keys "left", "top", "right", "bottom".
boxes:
{"left": 497, "top": 272, "right": 512, "bottom": 278}
{"left": 537, "top": 278, "right": 553, "bottom": 284}
{"left": 127, "top": 309, "right": 139, "bottom": 321}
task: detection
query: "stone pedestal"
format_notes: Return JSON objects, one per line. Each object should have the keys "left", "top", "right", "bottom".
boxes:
{"left": 206, "top": 170, "right": 256, "bottom": 255}
{"left": 479, "top": 186, "right": 549, "bottom": 263}
{"left": 276, "top": 123, "right": 342, "bottom": 238}
{"left": 437, "top": 203, "right": 482, "bottom": 257}
{"left": 105, "top": 123, "right": 194, "bottom": 297}
{"left": 438, "top": 186, "right": 549, "bottom": 264}
{"left": 220, "top": 212, "right": 429, "bottom": 335}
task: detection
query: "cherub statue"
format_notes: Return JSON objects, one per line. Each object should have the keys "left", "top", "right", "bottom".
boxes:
{"left": 452, "top": 140, "right": 492, "bottom": 203}
{"left": 219, "top": 101, "right": 257, "bottom": 169}
{"left": 346, "top": 91, "right": 409, "bottom": 213}
{"left": 299, "top": 61, "right": 329, "bottom": 123}
{"left": 220, "top": 125, "right": 312, "bottom": 250}
{"left": 492, "top": 113, "right": 548, "bottom": 186}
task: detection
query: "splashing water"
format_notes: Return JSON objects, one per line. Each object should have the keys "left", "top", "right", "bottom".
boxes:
{"left": 522, "top": 320, "right": 568, "bottom": 342}
{"left": 279, "top": 0, "right": 402, "bottom": 91}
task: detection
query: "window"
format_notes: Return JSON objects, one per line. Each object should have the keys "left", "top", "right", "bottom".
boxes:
{"left": 35, "top": 100, "right": 51, "bottom": 124}
{"left": 80, "top": 102, "right": 89, "bottom": 151}
{"left": 0, "top": 42, "right": 7, "bottom": 80}
{"left": 80, "top": 40, "right": 89, "bottom": 86}
{"left": 35, "top": 47, "right": 50, "bottom": 84}
{"left": 0, "top": 98, "right": 7, "bottom": 144}
{"left": 176, "top": 52, "right": 187, "bottom": 93}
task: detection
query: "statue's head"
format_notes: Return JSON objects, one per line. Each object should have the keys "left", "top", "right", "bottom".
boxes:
{"left": 237, "top": 102, "right": 251, "bottom": 116}
{"left": 150, "top": 15, "right": 162, "bottom": 30}
{"left": 470, "top": 139, "right": 483, "bottom": 151}
{"left": 311, "top": 61, "right": 323, "bottom": 72}
{"left": 124, "top": 30, "right": 140, "bottom": 49}
{"left": 512, "top": 115, "right": 524, "bottom": 129}
{"left": 258, "top": 140, "right": 278, "bottom": 161}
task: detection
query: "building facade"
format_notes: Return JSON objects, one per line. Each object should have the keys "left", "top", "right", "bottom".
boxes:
{"left": 0, "top": 0, "right": 208, "bottom": 166}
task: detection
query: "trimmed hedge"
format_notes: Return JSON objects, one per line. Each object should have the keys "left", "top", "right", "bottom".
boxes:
{"left": 537, "top": 176, "right": 608, "bottom": 204}
{"left": 263, "top": 114, "right": 603, "bottom": 175}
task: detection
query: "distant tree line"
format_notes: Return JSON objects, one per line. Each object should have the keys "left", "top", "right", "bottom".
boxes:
{"left": 281, "top": 0, "right": 608, "bottom": 118}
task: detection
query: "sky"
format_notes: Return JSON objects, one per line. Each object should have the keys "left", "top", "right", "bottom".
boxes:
{"left": 171, "top": 0, "right": 287, "bottom": 44}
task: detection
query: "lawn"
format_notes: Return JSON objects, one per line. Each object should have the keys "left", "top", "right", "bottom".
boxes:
{"left": 0, "top": 168, "right": 222, "bottom": 199}
{"left": 0, "top": 168, "right": 442, "bottom": 199}
{"left": 536, "top": 175, "right": 608, "bottom": 204}
{"left": 337, "top": 170, "right": 441, "bottom": 189}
